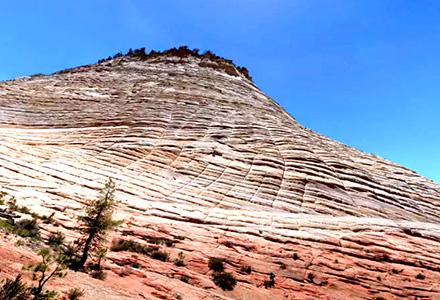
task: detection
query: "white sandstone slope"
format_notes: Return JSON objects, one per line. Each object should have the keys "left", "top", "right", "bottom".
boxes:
{"left": 0, "top": 53, "right": 439, "bottom": 299}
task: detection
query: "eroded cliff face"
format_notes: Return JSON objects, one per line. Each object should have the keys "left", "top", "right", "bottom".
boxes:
{"left": 0, "top": 54, "right": 440, "bottom": 299}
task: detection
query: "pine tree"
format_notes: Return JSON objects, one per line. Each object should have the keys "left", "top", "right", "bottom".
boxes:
{"left": 73, "top": 178, "right": 121, "bottom": 271}
{"left": 23, "top": 248, "right": 69, "bottom": 299}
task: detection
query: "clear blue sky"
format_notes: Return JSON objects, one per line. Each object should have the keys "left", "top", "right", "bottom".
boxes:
{"left": 0, "top": 1, "right": 439, "bottom": 183}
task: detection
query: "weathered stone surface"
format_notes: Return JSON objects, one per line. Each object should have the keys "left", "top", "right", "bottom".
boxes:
{"left": 0, "top": 54, "right": 440, "bottom": 299}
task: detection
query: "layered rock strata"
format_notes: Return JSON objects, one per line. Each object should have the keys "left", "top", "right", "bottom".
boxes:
{"left": 0, "top": 54, "right": 440, "bottom": 299}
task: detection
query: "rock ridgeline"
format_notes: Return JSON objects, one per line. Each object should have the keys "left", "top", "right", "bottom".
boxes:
{"left": 99, "top": 46, "right": 252, "bottom": 81}
{"left": 0, "top": 50, "right": 440, "bottom": 299}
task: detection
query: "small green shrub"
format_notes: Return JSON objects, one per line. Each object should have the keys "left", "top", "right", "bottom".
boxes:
{"left": 145, "top": 237, "right": 177, "bottom": 247}
{"left": 174, "top": 252, "right": 186, "bottom": 267}
{"left": 64, "top": 287, "right": 84, "bottom": 300}
{"left": 240, "top": 265, "right": 252, "bottom": 274}
{"left": 223, "top": 241, "right": 233, "bottom": 248}
{"left": 180, "top": 275, "right": 190, "bottom": 283}
{"left": 208, "top": 258, "right": 225, "bottom": 272}
{"left": 174, "top": 260, "right": 185, "bottom": 267}
{"left": 14, "top": 239, "right": 26, "bottom": 247}
{"left": 62, "top": 242, "right": 81, "bottom": 268}
{"left": 164, "top": 240, "right": 175, "bottom": 247}
{"left": 0, "top": 219, "right": 16, "bottom": 231}
{"left": 0, "top": 191, "right": 7, "bottom": 205}
{"left": 279, "top": 262, "right": 287, "bottom": 270}
{"left": 48, "top": 231, "right": 65, "bottom": 249}
{"left": 212, "top": 272, "right": 237, "bottom": 291}
{"left": 131, "top": 262, "right": 142, "bottom": 269}
{"left": 118, "top": 266, "right": 132, "bottom": 277}
{"left": 146, "top": 237, "right": 163, "bottom": 245}
{"left": 15, "top": 218, "right": 40, "bottom": 239}
{"left": 0, "top": 218, "right": 41, "bottom": 240}
{"left": 0, "top": 274, "right": 31, "bottom": 300}
{"left": 30, "top": 212, "right": 41, "bottom": 219}
{"left": 111, "top": 239, "right": 157, "bottom": 255}
{"left": 16, "top": 206, "right": 30, "bottom": 214}
{"left": 6, "top": 197, "right": 18, "bottom": 210}
{"left": 41, "top": 212, "right": 55, "bottom": 224}
{"left": 90, "top": 270, "right": 106, "bottom": 280}
{"left": 150, "top": 250, "right": 168, "bottom": 262}
{"left": 416, "top": 273, "right": 425, "bottom": 280}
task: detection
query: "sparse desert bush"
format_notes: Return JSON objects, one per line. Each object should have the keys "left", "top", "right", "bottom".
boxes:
{"left": 47, "top": 231, "right": 65, "bottom": 249}
{"left": 111, "top": 239, "right": 157, "bottom": 255}
{"left": 0, "top": 219, "right": 16, "bottom": 232}
{"left": 118, "top": 266, "right": 132, "bottom": 277}
{"left": 164, "top": 240, "right": 176, "bottom": 247}
{"left": 15, "top": 206, "right": 30, "bottom": 215}
{"left": 223, "top": 240, "right": 233, "bottom": 248}
{"left": 240, "top": 265, "right": 252, "bottom": 274}
{"left": 174, "top": 252, "right": 186, "bottom": 267}
{"left": 212, "top": 272, "right": 237, "bottom": 291}
{"left": 63, "top": 287, "right": 84, "bottom": 300}
{"left": 62, "top": 242, "right": 81, "bottom": 268}
{"left": 6, "top": 196, "right": 18, "bottom": 210}
{"left": 93, "top": 248, "right": 107, "bottom": 271}
{"left": 15, "top": 218, "right": 40, "bottom": 240}
{"left": 0, "top": 191, "right": 7, "bottom": 205}
{"left": 0, "top": 275, "right": 31, "bottom": 300}
{"left": 41, "top": 212, "right": 55, "bottom": 224}
{"left": 146, "top": 237, "right": 164, "bottom": 245}
{"left": 208, "top": 257, "right": 225, "bottom": 272}
{"left": 1, "top": 195, "right": 33, "bottom": 215}
{"left": 279, "top": 262, "right": 287, "bottom": 270}
{"left": 90, "top": 270, "right": 106, "bottom": 280}
{"left": 150, "top": 250, "right": 169, "bottom": 262}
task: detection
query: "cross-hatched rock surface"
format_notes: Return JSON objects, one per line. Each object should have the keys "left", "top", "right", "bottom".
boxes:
{"left": 0, "top": 54, "right": 440, "bottom": 299}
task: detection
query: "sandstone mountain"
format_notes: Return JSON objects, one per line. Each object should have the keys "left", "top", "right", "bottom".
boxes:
{"left": 0, "top": 50, "right": 440, "bottom": 299}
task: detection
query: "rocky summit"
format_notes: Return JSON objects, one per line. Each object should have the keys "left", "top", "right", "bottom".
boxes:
{"left": 0, "top": 50, "right": 440, "bottom": 300}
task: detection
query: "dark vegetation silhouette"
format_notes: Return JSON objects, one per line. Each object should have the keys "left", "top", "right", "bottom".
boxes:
{"left": 0, "top": 275, "right": 31, "bottom": 300}
{"left": 208, "top": 257, "right": 237, "bottom": 290}
{"left": 97, "top": 46, "right": 252, "bottom": 81}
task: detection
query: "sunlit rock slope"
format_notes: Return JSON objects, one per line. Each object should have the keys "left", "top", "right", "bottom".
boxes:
{"left": 1, "top": 52, "right": 440, "bottom": 299}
